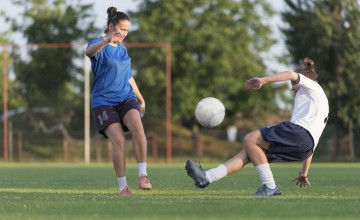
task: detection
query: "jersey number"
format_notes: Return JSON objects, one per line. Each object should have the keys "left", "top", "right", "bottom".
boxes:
{"left": 98, "top": 111, "right": 109, "bottom": 126}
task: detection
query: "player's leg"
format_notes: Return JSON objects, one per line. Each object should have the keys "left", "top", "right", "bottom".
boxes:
{"left": 204, "top": 147, "right": 251, "bottom": 183}
{"left": 223, "top": 147, "right": 250, "bottom": 174}
{"left": 103, "top": 123, "right": 132, "bottom": 196}
{"left": 243, "top": 130, "right": 270, "bottom": 165}
{"left": 185, "top": 141, "right": 251, "bottom": 188}
{"left": 123, "top": 108, "right": 152, "bottom": 190}
{"left": 244, "top": 130, "right": 281, "bottom": 196}
{"left": 209, "top": 131, "right": 268, "bottom": 176}
{"left": 123, "top": 109, "right": 147, "bottom": 163}
{"left": 92, "top": 106, "right": 132, "bottom": 196}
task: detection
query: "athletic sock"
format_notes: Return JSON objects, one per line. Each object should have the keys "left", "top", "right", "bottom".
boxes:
{"left": 117, "top": 176, "right": 128, "bottom": 191}
{"left": 137, "top": 162, "right": 148, "bottom": 177}
{"left": 255, "top": 163, "right": 276, "bottom": 189}
{"left": 205, "top": 164, "right": 227, "bottom": 183}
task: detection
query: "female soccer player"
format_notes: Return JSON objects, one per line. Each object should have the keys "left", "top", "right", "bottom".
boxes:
{"left": 186, "top": 58, "right": 329, "bottom": 196}
{"left": 86, "top": 7, "right": 152, "bottom": 196}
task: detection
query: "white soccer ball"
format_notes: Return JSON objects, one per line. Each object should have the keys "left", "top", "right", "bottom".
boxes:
{"left": 195, "top": 97, "right": 225, "bottom": 127}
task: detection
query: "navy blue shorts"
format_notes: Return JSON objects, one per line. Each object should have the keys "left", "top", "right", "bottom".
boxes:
{"left": 259, "top": 121, "right": 314, "bottom": 162}
{"left": 92, "top": 99, "right": 140, "bottom": 137}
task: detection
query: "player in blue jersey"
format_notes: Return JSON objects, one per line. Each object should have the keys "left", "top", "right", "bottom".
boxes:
{"left": 186, "top": 58, "right": 329, "bottom": 196}
{"left": 86, "top": 6, "right": 151, "bottom": 196}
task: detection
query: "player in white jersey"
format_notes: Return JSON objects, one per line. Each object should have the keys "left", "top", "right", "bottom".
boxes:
{"left": 185, "top": 58, "right": 329, "bottom": 196}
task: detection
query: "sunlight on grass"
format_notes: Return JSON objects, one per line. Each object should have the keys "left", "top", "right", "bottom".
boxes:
{"left": 0, "top": 162, "right": 359, "bottom": 220}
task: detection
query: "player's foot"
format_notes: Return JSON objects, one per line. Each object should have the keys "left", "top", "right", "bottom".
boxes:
{"left": 185, "top": 160, "right": 210, "bottom": 188}
{"left": 119, "top": 186, "right": 133, "bottom": 196}
{"left": 254, "top": 184, "right": 281, "bottom": 196}
{"left": 138, "top": 174, "right": 152, "bottom": 190}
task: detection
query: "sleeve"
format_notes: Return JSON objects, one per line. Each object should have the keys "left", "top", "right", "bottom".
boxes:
{"left": 291, "top": 73, "right": 300, "bottom": 85}
{"left": 297, "top": 74, "right": 321, "bottom": 92}
{"left": 86, "top": 37, "right": 104, "bottom": 61}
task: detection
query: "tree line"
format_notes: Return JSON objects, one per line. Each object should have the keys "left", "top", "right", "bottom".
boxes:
{"left": 0, "top": 0, "right": 359, "bottom": 160}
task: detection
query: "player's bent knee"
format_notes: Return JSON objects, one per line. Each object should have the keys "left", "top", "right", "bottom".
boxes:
{"left": 111, "top": 137, "right": 126, "bottom": 150}
{"left": 243, "top": 132, "right": 257, "bottom": 146}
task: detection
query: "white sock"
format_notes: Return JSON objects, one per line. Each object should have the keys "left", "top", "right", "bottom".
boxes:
{"left": 255, "top": 163, "right": 276, "bottom": 189}
{"left": 117, "top": 176, "right": 128, "bottom": 191}
{"left": 138, "top": 162, "right": 147, "bottom": 177}
{"left": 205, "top": 164, "right": 227, "bottom": 183}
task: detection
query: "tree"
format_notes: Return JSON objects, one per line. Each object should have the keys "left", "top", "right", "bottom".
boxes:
{"left": 282, "top": 0, "right": 360, "bottom": 160}
{"left": 128, "top": 0, "right": 284, "bottom": 128}
{"left": 9, "top": 0, "right": 98, "bottom": 139}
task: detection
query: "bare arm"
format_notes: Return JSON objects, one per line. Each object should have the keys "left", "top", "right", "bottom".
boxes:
{"left": 85, "top": 39, "right": 109, "bottom": 57}
{"left": 129, "top": 77, "right": 146, "bottom": 117}
{"left": 293, "top": 154, "right": 313, "bottom": 187}
{"left": 245, "top": 71, "right": 299, "bottom": 90}
{"left": 301, "top": 154, "right": 313, "bottom": 177}
{"left": 85, "top": 32, "right": 120, "bottom": 57}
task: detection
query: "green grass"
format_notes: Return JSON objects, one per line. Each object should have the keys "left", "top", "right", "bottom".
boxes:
{"left": 0, "top": 162, "right": 359, "bottom": 220}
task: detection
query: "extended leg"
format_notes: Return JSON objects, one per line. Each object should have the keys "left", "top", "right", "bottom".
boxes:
{"left": 185, "top": 144, "right": 250, "bottom": 188}
{"left": 104, "top": 123, "right": 132, "bottom": 196}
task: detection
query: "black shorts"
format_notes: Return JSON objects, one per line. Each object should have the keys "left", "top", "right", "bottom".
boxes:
{"left": 259, "top": 121, "right": 314, "bottom": 162}
{"left": 92, "top": 99, "right": 140, "bottom": 137}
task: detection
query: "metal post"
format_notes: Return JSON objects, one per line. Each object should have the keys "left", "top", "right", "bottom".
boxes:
{"left": 84, "top": 54, "right": 91, "bottom": 163}
{"left": 165, "top": 43, "right": 172, "bottom": 164}
{"left": 18, "top": 130, "right": 23, "bottom": 161}
{"left": 3, "top": 49, "right": 8, "bottom": 161}
{"left": 125, "top": 42, "right": 173, "bottom": 163}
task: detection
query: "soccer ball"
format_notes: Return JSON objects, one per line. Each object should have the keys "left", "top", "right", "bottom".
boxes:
{"left": 195, "top": 97, "right": 225, "bottom": 127}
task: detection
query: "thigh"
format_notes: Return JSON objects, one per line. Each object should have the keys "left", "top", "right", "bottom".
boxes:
{"left": 104, "top": 123, "right": 126, "bottom": 145}
{"left": 245, "top": 130, "right": 271, "bottom": 150}
{"left": 122, "top": 109, "right": 144, "bottom": 133}
{"left": 116, "top": 99, "right": 141, "bottom": 132}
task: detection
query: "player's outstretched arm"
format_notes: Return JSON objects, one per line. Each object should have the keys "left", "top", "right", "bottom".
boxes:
{"left": 85, "top": 32, "right": 120, "bottom": 57}
{"left": 245, "top": 71, "right": 299, "bottom": 90}
{"left": 293, "top": 154, "right": 313, "bottom": 187}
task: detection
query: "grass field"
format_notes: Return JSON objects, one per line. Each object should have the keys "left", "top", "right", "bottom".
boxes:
{"left": 0, "top": 162, "right": 359, "bottom": 220}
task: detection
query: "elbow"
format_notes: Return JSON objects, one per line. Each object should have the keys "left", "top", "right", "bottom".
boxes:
{"left": 85, "top": 51, "right": 93, "bottom": 58}
{"left": 85, "top": 49, "right": 94, "bottom": 58}
{"left": 289, "top": 71, "right": 299, "bottom": 81}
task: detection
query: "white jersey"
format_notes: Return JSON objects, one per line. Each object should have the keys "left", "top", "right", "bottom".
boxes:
{"left": 290, "top": 74, "right": 329, "bottom": 149}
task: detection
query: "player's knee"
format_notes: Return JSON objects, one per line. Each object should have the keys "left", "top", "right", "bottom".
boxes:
{"left": 243, "top": 132, "right": 256, "bottom": 148}
{"left": 129, "top": 121, "right": 145, "bottom": 136}
{"left": 112, "top": 137, "right": 126, "bottom": 151}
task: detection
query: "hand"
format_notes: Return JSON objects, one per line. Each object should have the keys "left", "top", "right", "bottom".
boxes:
{"left": 104, "top": 31, "right": 120, "bottom": 43}
{"left": 139, "top": 103, "right": 145, "bottom": 118}
{"left": 244, "top": 77, "right": 264, "bottom": 90}
{"left": 293, "top": 173, "right": 311, "bottom": 187}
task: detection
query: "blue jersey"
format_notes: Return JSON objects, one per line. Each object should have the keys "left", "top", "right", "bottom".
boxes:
{"left": 87, "top": 37, "right": 136, "bottom": 109}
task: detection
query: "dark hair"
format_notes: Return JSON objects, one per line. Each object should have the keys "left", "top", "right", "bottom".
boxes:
{"left": 104, "top": 7, "right": 131, "bottom": 33}
{"left": 295, "top": 58, "right": 318, "bottom": 81}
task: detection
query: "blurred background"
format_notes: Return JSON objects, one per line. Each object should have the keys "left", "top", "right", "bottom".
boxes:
{"left": 1, "top": 0, "right": 359, "bottom": 163}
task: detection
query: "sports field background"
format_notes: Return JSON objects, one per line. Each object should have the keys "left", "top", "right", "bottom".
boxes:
{"left": 0, "top": 162, "right": 359, "bottom": 220}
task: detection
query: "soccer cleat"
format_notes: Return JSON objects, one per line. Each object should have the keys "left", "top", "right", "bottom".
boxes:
{"left": 185, "top": 160, "right": 210, "bottom": 188}
{"left": 254, "top": 184, "right": 281, "bottom": 196}
{"left": 119, "top": 186, "right": 133, "bottom": 196}
{"left": 138, "top": 174, "right": 152, "bottom": 190}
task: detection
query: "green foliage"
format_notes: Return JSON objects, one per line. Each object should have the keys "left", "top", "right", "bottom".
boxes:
{"left": 282, "top": 0, "right": 360, "bottom": 129}
{"left": 128, "top": 0, "right": 282, "bottom": 126}
{"left": 10, "top": 0, "right": 98, "bottom": 113}
{"left": 0, "top": 163, "right": 360, "bottom": 220}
